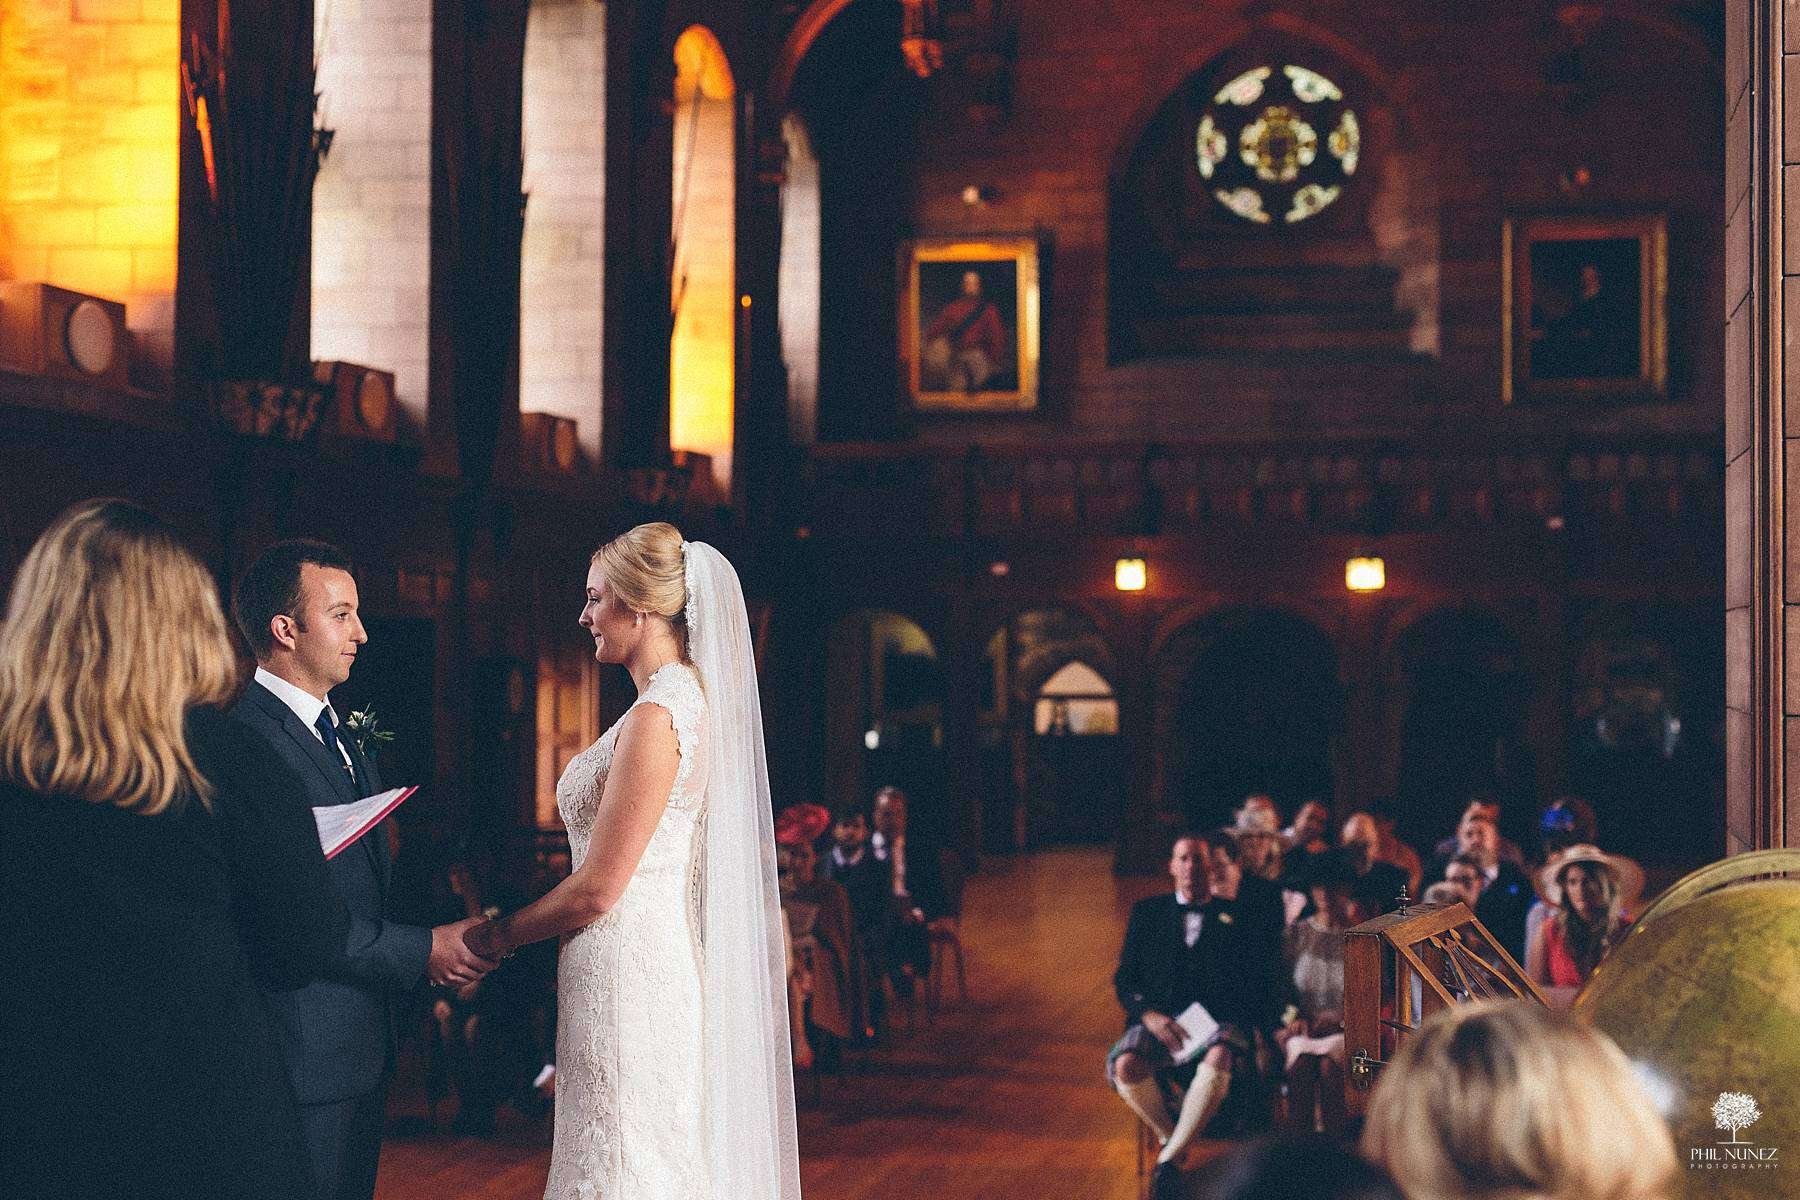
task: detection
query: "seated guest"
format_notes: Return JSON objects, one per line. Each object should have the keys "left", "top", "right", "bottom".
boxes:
{"left": 1108, "top": 831, "right": 1283, "bottom": 1200}
{"left": 1524, "top": 843, "right": 1643, "bottom": 997}
{"left": 871, "top": 785, "right": 947, "bottom": 990}
{"left": 1523, "top": 795, "right": 1600, "bottom": 954}
{"left": 1280, "top": 799, "right": 1332, "bottom": 858}
{"left": 1340, "top": 813, "right": 1410, "bottom": 916}
{"left": 1453, "top": 813, "right": 1535, "bottom": 964}
{"left": 1428, "top": 797, "right": 1526, "bottom": 870}
{"left": 1196, "top": 1134, "right": 1403, "bottom": 1200}
{"left": 1371, "top": 810, "right": 1423, "bottom": 896}
{"left": 1277, "top": 850, "right": 1359, "bottom": 1134}
{"left": 821, "top": 801, "right": 894, "bottom": 1029}
{"left": 1419, "top": 881, "right": 1465, "bottom": 907}
{"left": 1363, "top": 1001, "right": 1676, "bottom": 1200}
{"left": 780, "top": 837, "right": 865, "bottom": 1046}
{"left": 1235, "top": 794, "right": 1281, "bottom": 835}
{"left": 1232, "top": 799, "right": 1284, "bottom": 881}
{"left": 1442, "top": 852, "right": 1486, "bottom": 909}
{"left": 0, "top": 500, "right": 349, "bottom": 1200}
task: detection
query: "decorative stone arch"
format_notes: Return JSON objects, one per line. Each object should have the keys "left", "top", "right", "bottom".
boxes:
{"left": 1375, "top": 604, "right": 1534, "bottom": 850}
{"left": 1149, "top": 604, "right": 1342, "bottom": 833}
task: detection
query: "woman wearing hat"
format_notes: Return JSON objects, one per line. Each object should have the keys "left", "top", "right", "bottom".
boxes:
{"left": 1524, "top": 843, "right": 1644, "bottom": 996}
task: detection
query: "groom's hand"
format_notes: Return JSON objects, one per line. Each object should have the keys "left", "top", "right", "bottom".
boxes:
{"left": 428, "top": 917, "right": 497, "bottom": 987}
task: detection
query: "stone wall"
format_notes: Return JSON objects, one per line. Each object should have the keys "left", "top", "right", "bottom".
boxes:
{"left": 520, "top": 0, "right": 605, "bottom": 461}
{"left": 310, "top": 0, "right": 432, "bottom": 434}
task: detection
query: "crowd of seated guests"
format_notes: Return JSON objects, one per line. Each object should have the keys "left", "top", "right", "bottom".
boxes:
{"left": 773, "top": 785, "right": 959, "bottom": 1076}
{"left": 1113, "top": 790, "right": 1654, "bottom": 1198}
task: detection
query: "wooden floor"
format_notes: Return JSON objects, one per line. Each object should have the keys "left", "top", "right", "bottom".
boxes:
{"left": 376, "top": 848, "right": 1197, "bottom": 1200}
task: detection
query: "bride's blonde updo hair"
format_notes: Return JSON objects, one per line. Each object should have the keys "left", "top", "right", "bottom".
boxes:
{"left": 593, "top": 521, "right": 690, "bottom": 659}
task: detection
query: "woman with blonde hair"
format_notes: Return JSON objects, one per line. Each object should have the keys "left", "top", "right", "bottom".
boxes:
{"left": 0, "top": 500, "right": 348, "bottom": 1200}
{"left": 1362, "top": 1000, "right": 1676, "bottom": 1200}
{"left": 464, "top": 522, "right": 801, "bottom": 1200}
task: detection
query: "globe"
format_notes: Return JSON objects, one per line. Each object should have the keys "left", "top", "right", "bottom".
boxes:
{"left": 1576, "top": 851, "right": 1800, "bottom": 1199}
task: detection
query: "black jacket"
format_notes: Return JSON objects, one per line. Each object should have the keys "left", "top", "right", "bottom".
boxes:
{"left": 1, "top": 706, "right": 348, "bottom": 1199}
{"left": 1113, "top": 880, "right": 1285, "bottom": 1033}
{"left": 821, "top": 846, "right": 892, "bottom": 934}
{"left": 1474, "top": 861, "right": 1536, "bottom": 965}
{"left": 233, "top": 679, "right": 432, "bottom": 1106}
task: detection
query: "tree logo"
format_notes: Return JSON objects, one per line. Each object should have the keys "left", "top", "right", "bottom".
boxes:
{"left": 1713, "top": 1092, "right": 1762, "bottom": 1145}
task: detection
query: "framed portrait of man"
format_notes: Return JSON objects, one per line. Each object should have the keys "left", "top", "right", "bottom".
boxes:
{"left": 1502, "top": 213, "right": 1668, "bottom": 403}
{"left": 899, "top": 236, "right": 1041, "bottom": 413}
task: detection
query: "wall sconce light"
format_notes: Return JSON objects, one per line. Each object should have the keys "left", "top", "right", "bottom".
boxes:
{"left": 1346, "top": 555, "right": 1386, "bottom": 593}
{"left": 1115, "top": 557, "right": 1147, "bottom": 592}
{"left": 864, "top": 728, "right": 881, "bottom": 750}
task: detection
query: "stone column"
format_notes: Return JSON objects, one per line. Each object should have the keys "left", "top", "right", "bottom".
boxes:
{"left": 1726, "top": 0, "right": 1797, "bottom": 850}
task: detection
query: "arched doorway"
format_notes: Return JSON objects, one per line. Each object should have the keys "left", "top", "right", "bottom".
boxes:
{"left": 1155, "top": 607, "right": 1340, "bottom": 833}
{"left": 823, "top": 610, "right": 947, "bottom": 835}
{"left": 670, "top": 26, "right": 736, "bottom": 495}
{"left": 1382, "top": 607, "right": 1533, "bottom": 852}
{"left": 983, "top": 608, "right": 1124, "bottom": 850}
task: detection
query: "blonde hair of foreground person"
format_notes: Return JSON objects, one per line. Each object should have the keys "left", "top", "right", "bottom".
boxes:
{"left": 1361, "top": 1000, "right": 1676, "bottom": 1200}
{"left": 593, "top": 520, "right": 692, "bottom": 657}
{"left": 0, "top": 499, "right": 237, "bottom": 815}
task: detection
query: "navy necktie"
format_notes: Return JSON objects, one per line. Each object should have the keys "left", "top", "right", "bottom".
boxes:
{"left": 314, "top": 709, "right": 365, "bottom": 796}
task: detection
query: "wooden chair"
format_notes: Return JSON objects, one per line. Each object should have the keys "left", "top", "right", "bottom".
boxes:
{"left": 925, "top": 847, "right": 970, "bottom": 1013}
{"left": 1343, "top": 899, "right": 1546, "bottom": 1114}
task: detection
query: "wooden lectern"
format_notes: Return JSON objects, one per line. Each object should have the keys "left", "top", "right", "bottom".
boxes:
{"left": 1343, "top": 899, "right": 1547, "bottom": 1114}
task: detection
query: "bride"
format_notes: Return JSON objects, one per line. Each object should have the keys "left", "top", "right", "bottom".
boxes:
{"left": 464, "top": 523, "right": 800, "bottom": 1199}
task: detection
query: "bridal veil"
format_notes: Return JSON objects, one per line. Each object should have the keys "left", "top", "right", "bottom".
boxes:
{"left": 682, "top": 540, "right": 803, "bottom": 1200}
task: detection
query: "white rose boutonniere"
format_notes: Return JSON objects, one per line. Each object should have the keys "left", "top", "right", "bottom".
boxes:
{"left": 342, "top": 706, "right": 396, "bottom": 759}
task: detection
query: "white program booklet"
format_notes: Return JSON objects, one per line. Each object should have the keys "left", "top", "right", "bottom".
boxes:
{"left": 313, "top": 786, "right": 417, "bottom": 860}
{"left": 1169, "top": 1000, "right": 1221, "bottom": 1066}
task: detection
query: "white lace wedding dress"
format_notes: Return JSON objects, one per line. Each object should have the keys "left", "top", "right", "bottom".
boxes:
{"left": 548, "top": 662, "right": 710, "bottom": 1200}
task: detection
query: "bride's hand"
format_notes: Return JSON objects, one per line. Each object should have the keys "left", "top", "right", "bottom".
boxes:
{"left": 463, "top": 918, "right": 509, "bottom": 963}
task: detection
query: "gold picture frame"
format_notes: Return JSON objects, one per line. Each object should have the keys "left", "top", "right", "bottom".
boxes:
{"left": 900, "top": 236, "right": 1041, "bottom": 413}
{"left": 1502, "top": 213, "right": 1668, "bottom": 403}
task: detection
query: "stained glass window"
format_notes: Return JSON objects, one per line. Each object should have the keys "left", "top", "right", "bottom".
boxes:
{"left": 1195, "top": 64, "right": 1358, "bottom": 226}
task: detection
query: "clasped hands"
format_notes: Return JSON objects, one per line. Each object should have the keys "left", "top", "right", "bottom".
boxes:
{"left": 428, "top": 916, "right": 501, "bottom": 988}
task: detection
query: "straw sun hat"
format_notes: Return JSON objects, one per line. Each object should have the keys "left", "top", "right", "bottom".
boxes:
{"left": 1536, "top": 843, "right": 1645, "bottom": 910}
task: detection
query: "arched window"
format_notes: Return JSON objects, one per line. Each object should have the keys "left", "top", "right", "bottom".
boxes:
{"left": 520, "top": 0, "right": 606, "bottom": 461}
{"left": 1033, "top": 661, "right": 1119, "bottom": 736}
{"left": 311, "top": 0, "right": 433, "bottom": 434}
{"left": 670, "top": 27, "right": 735, "bottom": 495}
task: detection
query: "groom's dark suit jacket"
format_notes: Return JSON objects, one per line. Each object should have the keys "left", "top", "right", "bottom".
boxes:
{"left": 233, "top": 679, "right": 431, "bottom": 1107}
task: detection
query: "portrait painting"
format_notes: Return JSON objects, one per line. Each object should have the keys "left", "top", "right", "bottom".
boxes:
{"left": 900, "top": 236, "right": 1041, "bottom": 412}
{"left": 1503, "top": 214, "right": 1667, "bottom": 402}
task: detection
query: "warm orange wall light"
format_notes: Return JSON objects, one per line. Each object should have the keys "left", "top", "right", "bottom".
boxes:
{"left": 0, "top": 0, "right": 180, "bottom": 371}
{"left": 669, "top": 25, "right": 735, "bottom": 494}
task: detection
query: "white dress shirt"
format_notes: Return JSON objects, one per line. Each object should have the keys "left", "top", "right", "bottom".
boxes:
{"left": 254, "top": 666, "right": 354, "bottom": 773}
{"left": 1175, "top": 890, "right": 1202, "bottom": 947}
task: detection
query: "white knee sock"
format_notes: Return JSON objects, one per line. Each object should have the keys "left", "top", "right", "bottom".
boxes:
{"left": 1157, "top": 1063, "right": 1230, "bottom": 1165}
{"left": 1114, "top": 1074, "right": 1173, "bottom": 1143}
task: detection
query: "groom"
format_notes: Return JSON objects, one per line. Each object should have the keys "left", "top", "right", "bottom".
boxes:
{"left": 232, "top": 539, "right": 495, "bottom": 1200}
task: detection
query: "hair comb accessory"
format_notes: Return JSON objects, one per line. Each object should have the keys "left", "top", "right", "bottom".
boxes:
{"left": 680, "top": 541, "right": 697, "bottom": 637}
